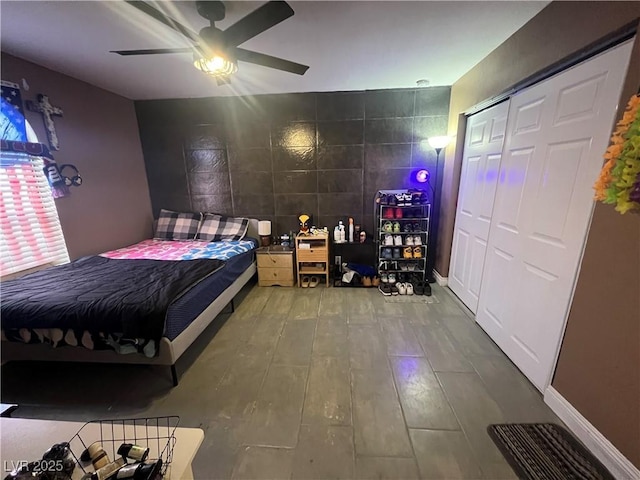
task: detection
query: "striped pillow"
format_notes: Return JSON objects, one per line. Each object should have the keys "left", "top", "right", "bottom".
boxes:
{"left": 154, "top": 209, "right": 202, "bottom": 240}
{"left": 197, "top": 213, "right": 249, "bottom": 242}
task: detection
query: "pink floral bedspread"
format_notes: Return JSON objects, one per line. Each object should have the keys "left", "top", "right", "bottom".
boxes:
{"left": 100, "top": 239, "right": 213, "bottom": 261}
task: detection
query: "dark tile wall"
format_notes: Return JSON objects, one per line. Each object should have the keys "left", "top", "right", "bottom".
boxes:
{"left": 135, "top": 86, "right": 450, "bottom": 276}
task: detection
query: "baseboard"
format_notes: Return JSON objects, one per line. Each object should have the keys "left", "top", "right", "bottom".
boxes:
{"left": 544, "top": 386, "right": 640, "bottom": 479}
{"left": 433, "top": 270, "right": 448, "bottom": 286}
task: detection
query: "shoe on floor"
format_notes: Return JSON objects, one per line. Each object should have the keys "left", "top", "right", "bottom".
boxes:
{"left": 406, "top": 283, "right": 414, "bottom": 295}
{"left": 309, "top": 276, "right": 319, "bottom": 288}
{"left": 397, "top": 282, "right": 407, "bottom": 295}
{"left": 301, "top": 276, "right": 310, "bottom": 288}
{"left": 423, "top": 281, "right": 432, "bottom": 296}
{"left": 379, "top": 284, "right": 392, "bottom": 296}
{"left": 390, "top": 284, "right": 399, "bottom": 295}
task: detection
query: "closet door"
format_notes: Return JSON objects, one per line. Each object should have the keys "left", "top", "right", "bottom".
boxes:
{"left": 449, "top": 101, "right": 509, "bottom": 313}
{"left": 476, "top": 40, "right": 633, "bottom": 391}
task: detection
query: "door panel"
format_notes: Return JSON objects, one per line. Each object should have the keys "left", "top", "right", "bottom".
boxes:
{"left": 449, "top": 101, "right": 510, "bottom": 312}
{"left": 475, "top": 40, "right": 633, "bottom": 391}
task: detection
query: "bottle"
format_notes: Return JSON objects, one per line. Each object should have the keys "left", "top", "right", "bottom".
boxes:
{"left": 348, "top": 218, "right": 354, "bottom": 243}
{"left": 333, "top": 224, "right": 340, "bottom": 243}
{"left": 115, "top": 459, "right": 163, "bottom": 480}
{"left": 81, "top": 443, "right": 111, "bottom": 470}
{"left": 338, "top": 221, "right": 345, "bottom": 243}
{"left": 117, "top": 443, "right": 149, "bottom": 462}
{"left": 90, "top": 457, "right": 126, "bottom": 480}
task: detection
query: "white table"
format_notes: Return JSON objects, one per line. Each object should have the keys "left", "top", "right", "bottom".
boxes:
{"left": 0, "top": 418, "right": 204, "bottom": 479}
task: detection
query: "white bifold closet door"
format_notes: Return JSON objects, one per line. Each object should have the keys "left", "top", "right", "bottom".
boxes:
{"left": 448, "top": 101, "right": 509, "bottom": 313}
{"left": 475, "top": 40, "right": 633, "bottom": 391}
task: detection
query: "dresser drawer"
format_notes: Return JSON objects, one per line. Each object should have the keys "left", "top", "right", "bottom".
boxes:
{"left": 258, "top": 267, "right": 294, "bottom": 287}
{"left": 257, "top": 253, "right": 293, "bottom": 269}
{"left": 296, "top": 248, "right": 327, "bottom": 262}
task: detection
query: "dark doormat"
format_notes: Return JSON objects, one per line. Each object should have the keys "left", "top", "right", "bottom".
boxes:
{"left": 487, "top": 423, "right": 615, "bottom": 480}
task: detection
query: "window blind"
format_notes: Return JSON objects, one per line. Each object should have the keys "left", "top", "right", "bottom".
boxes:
{"left": 0, "top": 153, "right": 69, "bottom": 276}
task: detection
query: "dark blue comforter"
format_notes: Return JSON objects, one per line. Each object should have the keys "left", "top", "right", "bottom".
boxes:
{"left": 1, "top": 255, "right": 225, "bottom": 341}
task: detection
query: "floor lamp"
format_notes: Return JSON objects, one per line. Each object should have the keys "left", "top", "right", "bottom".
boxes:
{"left": 426, "top": 136, "right": 452, "bottom": 287}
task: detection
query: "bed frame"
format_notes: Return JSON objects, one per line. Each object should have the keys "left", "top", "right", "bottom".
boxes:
{"left": 1, "top": 220, "right": 260, "bottom": 386}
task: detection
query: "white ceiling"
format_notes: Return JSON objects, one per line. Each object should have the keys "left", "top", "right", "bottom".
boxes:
{"left": 1, "top": 1, "right": 549, "bottom": 100}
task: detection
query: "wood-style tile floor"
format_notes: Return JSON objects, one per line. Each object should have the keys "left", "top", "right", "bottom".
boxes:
{"left": 1, "top": 281, "right": 561, "bottom": 479}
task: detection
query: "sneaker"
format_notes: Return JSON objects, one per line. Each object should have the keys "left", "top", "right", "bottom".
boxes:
{"left": 424, "top": 281, "right": 432, "bottom": 296}
{"left": 397, "top": 282, "right": 407, "bottom": 295}
{"left": 400, "top": 263, "right": 408, "bottom": 271}
{"left": 405, "top": 282, "right": 414, "bottom": 295}
{"left": 389, "top": 194, "right": 398, "bottom": 207}
{"left": 403, "top": 193, "right": 413, "bottom": 205}
{"left": 393, "top": 222, "right": 401, "bottom": 233}
{"left": 403, "top": 246, "right": 413, "bottom": 259}
{"left": 388, "top": 273, "right": 396, "bottom": 284}
{"left": 413, "top": 222, "right": 421, "bottom": 232}
{"left": 394, "top": 193, "right": 404, "bottom": 206}
{"left": 382, "top": 247, "right": 393, "bottom": 259}
{"left": 379, "top": 283, "right": 392, "bottom": 296}
{"left": 394, "top": 208, "right": 403, "bottom": 219}
{"left": 403, "top": 222, "right": 413, "bottom": 233}
{"left": 390, "top": 284, "right": 399, "bottom": 295}
{"left": 383, "top": 221, "right": 393, "bottom": 233}
{"left": 383, "top": 207, "right": 395, "bottom": 219}
{"left": 384, "top": 234, "right": 394, "bottom": 246}
{"left": 381, "top": 273, "right": 388, "bottom": 283}
{"left": 392, "top": 247, "right": 401, "bottom": 259}
{"left": 406, "top": 235, "right": 414, "bottom": 246}
{"left": 413, "top": 235, "right": 422, "bottom": 246}
{"left": 413, "top": 246, "right": 423, "bottom": 258}
{"left": 411, "top": 192, "right": 422, "bottom": 205}
{"left": 378, "top": 193, "right": 389, "bottom": 205}
{"left": 393, "top": 235, "right": 403, "bottom": 246}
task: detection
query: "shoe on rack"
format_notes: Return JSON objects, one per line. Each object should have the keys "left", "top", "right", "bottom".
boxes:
{"left": 384, "top": 234, "right": 394, "bottom": 246}
{"left": 403, "top": 246, "right": 413, "bottom": 259}
{"left": 393, "top": 235, "right": 403, "bottom": 246}
{"left": 406, "top": 282, "right": 414, "bottom": 295}
{"left": 403, "top": 193, "right": 413, "bottom": 206}
{"left": 381, "top": 273, "right": 388, "bottom": 283}
{"left": 372, "top": 276, "right": 380, "bottom": 287}
{"left": 395, "top": 208, "right": 403, "bottom": 219}
{"left": 383, "top": 221, "right": 393, "bottom": 232}
{"left": 400, "top": 263, "right": 408, "bottom": 271}
{"left": 413, "top": 246, "right": 423, "bottom": 258}
{"left": 393, "top": 222, "right": 401, "bottom": 233}
{"left": 406, "top": 235, "right": 414, "bottom": 246}
{"left": 413, "top": 235, "right": 422, "bottom": 246}
{"left": 379, "top": 283, "right": 392, "bottom": 296}
{"left": 397, "top": 282, "right": 407, "bottom": 295}
{"left": 378, "top": 193, "right": 388, "bottom": 205}
{"left": 411, "top": 192, "right": 422, "bottom": 205}
{"left": 392, "top": 247, "right": 401, "bottom": 259}
{"left": 388, "top": 273, "right": 396, "bottom": 284}
{"left": 395, "top": 193, "right": 404, "bottom": 206}
{"left": 382, "top": 247, "right": 393, "bottom": 259}
{"left": 383, "top": 207, "right": 395, "bottom": 219}
{"left": 403, "top": 222, "right": 413, "bottom": 233}
{"left": 389, "top": 194, "right": 398, "bottom": 207}
{"left": 413, "top": 222, "right": 421, "bottom": 232}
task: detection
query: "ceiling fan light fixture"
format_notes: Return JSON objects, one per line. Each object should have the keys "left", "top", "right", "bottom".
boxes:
{"left": 193, "top": 54, "right": 238, "bottom": 76}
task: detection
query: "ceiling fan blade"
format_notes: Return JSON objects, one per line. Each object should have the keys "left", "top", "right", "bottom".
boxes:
{"left": 236, "top": 48, "right": 309, "bottom": 75}
{"left": 223, "top": 1, "right": 294, "bottom": 47}
{"left": 111, "top": 47, "right": 194, "bottom": 56}
{"left": 125, "top": 1, "right": 200, "bottom": 43}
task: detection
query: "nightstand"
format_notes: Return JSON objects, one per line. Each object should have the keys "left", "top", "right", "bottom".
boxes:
{"left": 256, "top": 245, "right": 295, "bottom": 287}
{"left": 295, "top": 234, "right": 330, "bottom": 287}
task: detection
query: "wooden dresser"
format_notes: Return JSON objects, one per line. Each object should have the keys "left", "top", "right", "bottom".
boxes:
{"left": 256, "top": 245, "right": 295, "bottom": 287}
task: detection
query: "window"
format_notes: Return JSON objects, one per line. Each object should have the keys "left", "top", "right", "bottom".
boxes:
{"left": 0, "top": 122, "right": 69, "bottom": 277}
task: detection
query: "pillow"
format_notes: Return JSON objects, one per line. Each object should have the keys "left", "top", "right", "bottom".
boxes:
{"left": 197, "top": 213, "right": 249, "bottom": 241}
{"left": 154, "top": 209, "right": 202, "bottom": 240}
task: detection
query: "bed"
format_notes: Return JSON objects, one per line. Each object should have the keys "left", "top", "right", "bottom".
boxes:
{"left": 0, "top": 213, "right": 261, "bottom": 386}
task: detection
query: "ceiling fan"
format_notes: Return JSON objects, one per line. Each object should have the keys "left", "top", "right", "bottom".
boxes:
{"left": 111, "top": 0, "right": 309, "bottom": 84}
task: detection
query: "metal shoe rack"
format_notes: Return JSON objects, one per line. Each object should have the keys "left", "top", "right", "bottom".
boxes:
{"left": 375, "top": 189, "right": 431, "bottom": 283}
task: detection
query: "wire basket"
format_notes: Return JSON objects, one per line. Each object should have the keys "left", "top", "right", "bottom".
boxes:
{"left": 67, "top": 416, "right": 179, "bottom": 479}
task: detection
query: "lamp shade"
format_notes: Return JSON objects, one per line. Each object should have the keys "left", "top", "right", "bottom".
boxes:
{"left": 427, "top": 136, "right": 452, "bottom": 150}
{"left": 258, "top": 220, "right": 272, "bottom": 236}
